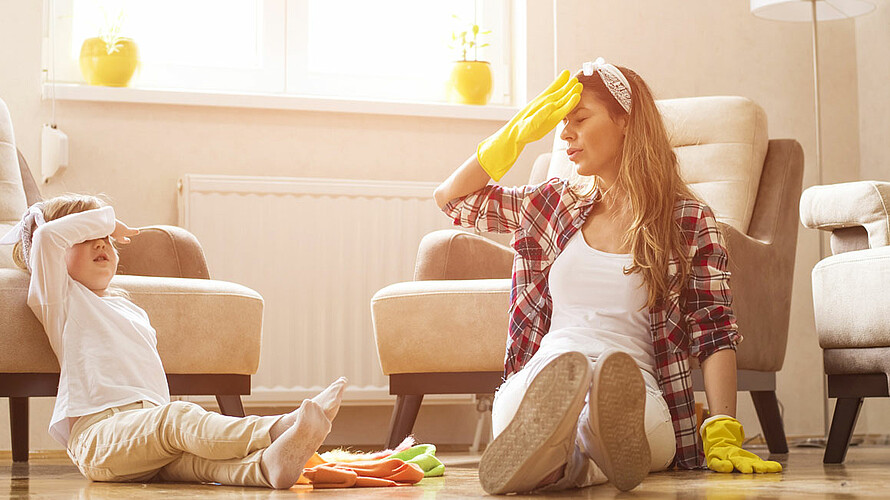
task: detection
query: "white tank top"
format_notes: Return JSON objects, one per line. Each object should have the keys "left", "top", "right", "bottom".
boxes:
{"left": 541, "top": 230, "right": 659, "bottom": 389}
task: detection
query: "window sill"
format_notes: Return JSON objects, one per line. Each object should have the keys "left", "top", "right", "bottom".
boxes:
{"left": 43, "top": 83, "right": 518, "bottom": 121}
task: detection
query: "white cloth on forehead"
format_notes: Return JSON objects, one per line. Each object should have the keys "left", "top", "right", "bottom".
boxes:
{"left": 581, "top": 57, "right": 632, "bottom": 113}
{"left": 0, "top": 205, "right": 45, "bottom": 271}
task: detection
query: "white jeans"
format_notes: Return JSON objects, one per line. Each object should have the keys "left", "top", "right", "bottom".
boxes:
{"left": 491, "top": 349, "right": 676, "bottom": 490}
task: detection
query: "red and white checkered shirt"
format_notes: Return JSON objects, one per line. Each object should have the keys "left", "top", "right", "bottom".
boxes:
{"left": 443, "top": 178, "right": 742, "bottom": 469}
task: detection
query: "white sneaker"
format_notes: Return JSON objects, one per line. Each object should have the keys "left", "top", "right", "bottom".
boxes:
{"left": 587, "top": 350, "right": 651, "bottom": 491}
{"left": 478, "top": 351, "right": 592, "bottom": 494}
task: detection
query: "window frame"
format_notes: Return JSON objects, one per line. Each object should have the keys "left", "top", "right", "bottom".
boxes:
{"left": 44, "top": 0, "right": 538, "bottom": 119}
{"left": 51, "top": 0, "right": 286, "bottom": 93}
{"left": 284, "top": 0, "right": 512, "bottom": 104}
{"left": 49, "top": 0, "right": 513, "bottom": 104}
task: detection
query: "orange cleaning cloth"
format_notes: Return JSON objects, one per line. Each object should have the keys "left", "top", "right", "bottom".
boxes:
{"left": 301, "top": 458, "right": 424, "bottom": 489}
{"left": 295, "top": 453, "right": 326, "bottom": 485}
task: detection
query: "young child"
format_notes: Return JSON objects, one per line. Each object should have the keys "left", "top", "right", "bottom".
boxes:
{"left": 0, "top": 193, "right": 345, "bottom": 489}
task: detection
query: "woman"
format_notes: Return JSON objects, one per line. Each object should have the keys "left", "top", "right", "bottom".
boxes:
{"left": 433, "top": 60, "right": 781, "bottom": 495}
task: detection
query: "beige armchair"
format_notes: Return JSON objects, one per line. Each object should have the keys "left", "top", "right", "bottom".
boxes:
{"left": 800, "top": 181, "right": 890, "bottom": 463}
{"left": 372, "top": 96, "right": 803, "bottom": 453}
{"left": 0, "top": 97, "right": 264, "bottom": 462}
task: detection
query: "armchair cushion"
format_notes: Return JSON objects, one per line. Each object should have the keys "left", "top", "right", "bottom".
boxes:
{"left": 0, "top": 269, "right": 263, "bottom": 375}
{"left": 823, "top": 347, "right": 890, "bottom": 379}
{"left": 371, "top": 279, "right": 509, "bottom": 374}
{"left": 548, "top": 96, "right": 768, "bottom": 234}
{"left": 812, "top": 245, "right": 890, "bottom": 350}
{"left": 799, "top": 181, "right": 890, "bottom": 249}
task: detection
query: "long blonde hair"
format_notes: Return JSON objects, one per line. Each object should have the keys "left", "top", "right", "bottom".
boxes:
{"left": 572, "top": 66, "right": 698, "bottom": 308}
{"left": 13, "top": 194, "right": 108, "bottom": 270}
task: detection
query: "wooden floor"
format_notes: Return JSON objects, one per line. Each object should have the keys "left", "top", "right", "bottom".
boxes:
{"left": 3, "top": 445, "right": 890, "bottom": 498}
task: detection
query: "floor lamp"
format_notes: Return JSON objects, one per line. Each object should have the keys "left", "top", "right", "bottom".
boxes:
{"left": 750, "top": 0, "right": 875, "bottom": 445}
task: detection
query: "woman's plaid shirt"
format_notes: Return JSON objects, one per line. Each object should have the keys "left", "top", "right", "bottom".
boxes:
{"left": 442, "top": 178, "right": 742, "bottom": 469}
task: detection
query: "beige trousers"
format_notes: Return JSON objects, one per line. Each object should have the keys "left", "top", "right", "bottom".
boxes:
{"left": 67, "top": 400, "right": 278, "bottom": 487}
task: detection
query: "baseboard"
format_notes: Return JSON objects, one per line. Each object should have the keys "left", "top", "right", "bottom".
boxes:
{"left": 0, "top": 449, "right": 69, "bottom": 460}
{"left": 1, "top": 445, "right": 478, "bottom": 462}
{"left": 6, "top": 436, "right": 890, "bottom": 461}
{"left": 747, "top": 433, "right": 890, "bottom": 447}
{"left": 179, "top": 391, "right": 475, "bottom": 407}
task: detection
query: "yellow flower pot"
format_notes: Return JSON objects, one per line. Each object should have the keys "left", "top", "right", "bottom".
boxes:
{"left": 79, "top": 37, "right": 139, "bottom": 87}
{"left": 448, "top": 61, "right": 493, "bottom": 106}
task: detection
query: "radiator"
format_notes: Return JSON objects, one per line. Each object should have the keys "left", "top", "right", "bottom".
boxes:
{"left": 178, "top": 174, "right": 457, "bottom": 405}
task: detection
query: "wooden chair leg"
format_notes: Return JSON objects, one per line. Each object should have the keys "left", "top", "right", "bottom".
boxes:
{"left": 10, "top": 397, "right": 29, "bottom": 462}
{"left": 750, "top": 390, "right": 789, "bottom": 454}
{"left": 216, "top": 395, "right": 246, "bottom": 417}
{"left": 824, "top": 397, "right": 863, "bottom": 464}
{"left": 386, "top": 394, "right": 424, "bottom": 449}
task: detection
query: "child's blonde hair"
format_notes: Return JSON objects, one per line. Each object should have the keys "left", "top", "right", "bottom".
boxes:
{"left": 13, "top": 193, "right": 109, "bottom": 270}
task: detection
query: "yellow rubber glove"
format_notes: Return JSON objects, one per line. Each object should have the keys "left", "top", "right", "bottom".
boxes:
{"left": 477, "top": 70, "right": 582, "bottom": 181}
{"left": 700, "top": 415, "right": 783, "bottom": 473}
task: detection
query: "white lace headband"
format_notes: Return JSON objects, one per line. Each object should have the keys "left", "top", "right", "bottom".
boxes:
{"left": 582, "top": 57, "right": 632, "bottom": 113}
{"left": 0, "top": 205, "right": 45, "bottom": 271}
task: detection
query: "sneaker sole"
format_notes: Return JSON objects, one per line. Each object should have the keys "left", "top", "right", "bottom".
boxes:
{"left": 478, "top": 351, "right": 591, "bottom": 495}
{"left": 591, "top": 352, "right": 651, "bottom": 492}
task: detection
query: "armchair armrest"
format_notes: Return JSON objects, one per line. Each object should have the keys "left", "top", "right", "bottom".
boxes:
{"left": 117, "top": 225, "right": 210, "bottom": 279}
{"left": 370, "top": 279, "right": 510, "bottom": 374}
{"left": 720, "top": 222, "right": 792, "bottom": 372}
{"left": 414, "top": 229, "right": 514, "bottom": 280}
{"left": 800, "top": 181, "right": 890, "bottom": 251}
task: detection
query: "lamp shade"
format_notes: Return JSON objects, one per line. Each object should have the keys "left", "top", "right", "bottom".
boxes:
{"left": 751, "top": 0, "right": 875, "bottom": 21}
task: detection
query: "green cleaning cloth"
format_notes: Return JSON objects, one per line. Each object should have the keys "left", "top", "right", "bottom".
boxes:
{"left": 387, "top": 444, "right": 445, "bottom": 477}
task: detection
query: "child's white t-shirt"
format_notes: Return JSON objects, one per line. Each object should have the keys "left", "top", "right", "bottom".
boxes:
{"left": 28, "top": 206, "right": 170, "bottom": 446}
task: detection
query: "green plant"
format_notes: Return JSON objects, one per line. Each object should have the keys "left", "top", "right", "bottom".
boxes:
{"left": 97, "top": 8, "right": 127, "bottom": 55}
{"left": 449, "top": 16, "right": 491, "bottom": 62}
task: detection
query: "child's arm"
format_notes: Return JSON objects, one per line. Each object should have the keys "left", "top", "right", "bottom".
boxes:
{"left": 27, "top": 206, "right": 117, "bottom": 330}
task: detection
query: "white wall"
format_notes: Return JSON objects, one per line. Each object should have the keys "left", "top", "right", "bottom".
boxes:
{"left": 854, "top": 0, "right": 890, "bottom": 436}
{"left": 1, "top": 0, "right": 887, "bottom": 452}
{"left": 857, "top": 2, "right": 890, "bottom": 182}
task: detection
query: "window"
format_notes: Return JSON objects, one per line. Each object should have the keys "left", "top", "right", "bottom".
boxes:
{"left": 52, "top": 0, "right": 284, "bottom": 92}
{"left": 50, "top": 0, "right": 513, "bottom": 104}
{"left": 287, "top": 0, "right": 510, "bottom": 103}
